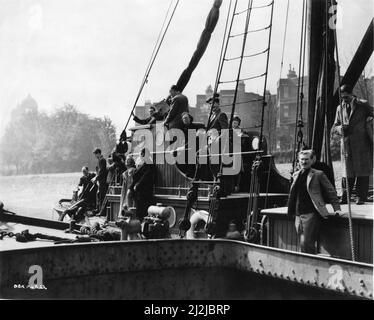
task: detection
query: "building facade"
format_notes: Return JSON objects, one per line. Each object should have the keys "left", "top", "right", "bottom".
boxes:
{"left": 195, "top": 81, "right": 276, "bottom": 151}
{"left": 275, "top": 66, "right": 309, "bottom": 152}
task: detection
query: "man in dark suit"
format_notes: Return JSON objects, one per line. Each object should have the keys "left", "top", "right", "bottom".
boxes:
{"left": 205, "top": 94, "right": 233, "bottom": 195}
{"left": 130, "top": 148, "right": 155, "bottom": 220}
{"left": 92, "top": 148, "right": 108, "bottom": 215}
{"left": 287, "top": 150, "right": 341, "bottom": 254}
{"left": 206, "top": 94, "right": 228, "bottom": 132}
{"left": 133, "top": 105, "right": 163, "bottom": 125}
{"left": 333, "top": 84, "right": 374, "bottom": 205}
{"left": 163, "top": 85, "right": 189, "bottom": 130}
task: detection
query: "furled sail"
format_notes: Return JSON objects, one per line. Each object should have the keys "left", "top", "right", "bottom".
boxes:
{"left": 308, "top": 0, "right": 336, "bottom": 165}
{"left": 176, "top": 0, "right": 223, "bottom": 92}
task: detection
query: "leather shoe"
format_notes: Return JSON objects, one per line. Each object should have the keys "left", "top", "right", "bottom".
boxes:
{"left": 356, "top": 199, "right": 365, "bottom": 205}
{"left": 339, "top": 199, "right": 347, "bottom": 205}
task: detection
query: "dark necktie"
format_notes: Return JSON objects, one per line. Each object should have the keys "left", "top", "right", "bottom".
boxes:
{"left": 346, "top": 104, "right": 351, "bottom": 117}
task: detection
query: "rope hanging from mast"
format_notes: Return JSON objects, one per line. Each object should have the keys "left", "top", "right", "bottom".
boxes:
{"left": 332, "top": 3, "right": 356, "bottom": 262}
{"left": 121, "top": 0, "right": 180, "bottom": 136}
{"left": 279, "top": 0, "right": 290, "bottom": 80}
{"left": 258, "top": 1, "right": 275, "bottom": 211}
{"left": 207, "top": 0, "right": 238, "bottom": 128}
{"left": 229, "top": 0, "right": 254, "bottom": 128}
{"left": 291, "top": 0, "right": 308, "bottom": 175}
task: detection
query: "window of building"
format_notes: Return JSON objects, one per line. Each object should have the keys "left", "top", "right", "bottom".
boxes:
{"left": 283, "top": 86, "right": 289, "bottom": 98}
{"left": 283, "top": 105, "right": 289, "bottom": 118}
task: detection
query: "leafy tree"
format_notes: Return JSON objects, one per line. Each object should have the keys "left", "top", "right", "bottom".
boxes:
{"left": 0, "top": 98, "right": 117, "bottom": 175}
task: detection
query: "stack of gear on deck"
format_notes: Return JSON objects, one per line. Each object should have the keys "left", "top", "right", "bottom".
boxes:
{"left": 142, "top": 206, "right": 172, "bottom": 239}
{"left": 79, "top": 222, "right": 121, "bottom": 241}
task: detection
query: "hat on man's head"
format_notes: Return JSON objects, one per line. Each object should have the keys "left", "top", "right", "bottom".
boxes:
{"left": 181, "top": 112, "right": 193, "bottom": 122}
{"left": 93, "top": 148, "right": 101, "bottom": 155}
{"left": 206, "top": 93, "right": 220, "bottom": 104}
{"left": 170, "top": 85, "right": 180, "bottom": 92}
{"left": 233, "top": 115, "right": 241, "bottom": 124}
{"left": 340, "top": 84, "right": 353, "bottom": 94}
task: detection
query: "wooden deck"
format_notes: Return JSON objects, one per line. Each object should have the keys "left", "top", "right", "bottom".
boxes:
{"left": 262, "top": 203, "right": 373, "bottom": 220}
{"left": 0, "top": 222, "right": 77, "bottom": 251}
{"left": 0, "top": 215, "right": 107, "bottom": 252}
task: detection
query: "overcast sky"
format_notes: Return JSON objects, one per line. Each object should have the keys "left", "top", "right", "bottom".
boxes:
{"left": 0, "top": 0, "right": 372, "bottom": 137}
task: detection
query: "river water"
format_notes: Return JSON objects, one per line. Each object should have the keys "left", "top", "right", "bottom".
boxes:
{"left": 0, "top": 172, "right": 81, "bottom": 220}
{"left": 0, "top": 162, "right": 343, "bottom": 220}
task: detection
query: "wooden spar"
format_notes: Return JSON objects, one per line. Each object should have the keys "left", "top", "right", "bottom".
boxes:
{"left": 0, "top": 212, "right": 80, "bottom": 231}
{"left": 307, "top": 0, "right": 325, "bottom": 147}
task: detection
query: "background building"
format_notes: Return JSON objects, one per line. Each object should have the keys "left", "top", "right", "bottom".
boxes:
{"left": 134, "top": 100, "right": 196, "bottom": 126}
{"left": 196, "top": 81, "right": 277, "bottom": 152}
{"left": 275, "top": 65, "right": 309, "bottom": 152}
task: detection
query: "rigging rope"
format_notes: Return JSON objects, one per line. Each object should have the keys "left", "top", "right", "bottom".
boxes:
{"left": 229, "top": 0, "right": 254, "bottom": 127}
{"left": 259, "top": 0, "right": 275, "bottom": 210}
{"left": 279, "top": 0, "right": 290, "bottom": 80}
{"left": 207, "top": 0, "right": 237, "bottom": 129}
{"left": 291, "top": 0, "right": 307, "bottom": 174}
{"left": 332, "top": 2, "right": 355, "bottom": 262}
{"left": 122, "top": 0, "right": 180, "bottom": 133}
{"left": 192, "top": 0, "right": 234, "bottom": 182}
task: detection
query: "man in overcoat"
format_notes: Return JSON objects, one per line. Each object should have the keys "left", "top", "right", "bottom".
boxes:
{"left": 332, "top": 84, "right": 374, "bottom": 205}
{"left": 130, "top": 148, "right": 155, "bottom": 220}
{"left": 164, "top": 85, "right": 189, "bottom": 130}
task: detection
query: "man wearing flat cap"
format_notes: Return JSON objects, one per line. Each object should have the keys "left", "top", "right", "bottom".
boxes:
{"left": 333, "top": 84, "right": 374, "bottom": 205}
{"left": 163, "top": 85, "right": 189, "bottom": 130}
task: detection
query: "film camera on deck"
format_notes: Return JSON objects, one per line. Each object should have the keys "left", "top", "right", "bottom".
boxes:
{"left": 142, "top": 204, "right": 176, "bottom": 239}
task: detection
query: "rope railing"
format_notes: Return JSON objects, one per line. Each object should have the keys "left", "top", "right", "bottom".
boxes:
{"left": 229, "top": 25, "right": 271, "bottom": 38}
{"left": 224, "top": 48, "right": 269, "bottom": 61}
{"left": 219, "top": 98, "right": 263, "bottom": 108}
{"left": 234, "top": 1, "right": 273, "bottom": 15}
{"left": 219, "top": 73, "right": 265, "bottom": 84}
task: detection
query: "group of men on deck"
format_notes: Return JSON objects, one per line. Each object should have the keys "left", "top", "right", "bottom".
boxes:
{"left": 67, "top": 83, "right": 372, "bottom": 256}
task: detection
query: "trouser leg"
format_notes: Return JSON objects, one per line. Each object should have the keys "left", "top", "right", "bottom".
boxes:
{"left": 97, "top": 183, "right": 108, "bottom": 213}
{"left": 356, "top": 176, "right": 369, "bottom": 201}
{"left": 134, "top": 194, "right": 150, "bottom": 221}
{"left": 295, "top": 213, "right": 321, "bottom": 254}
{"left": 341, "top": 177, "right": 355, "bottom": 201}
